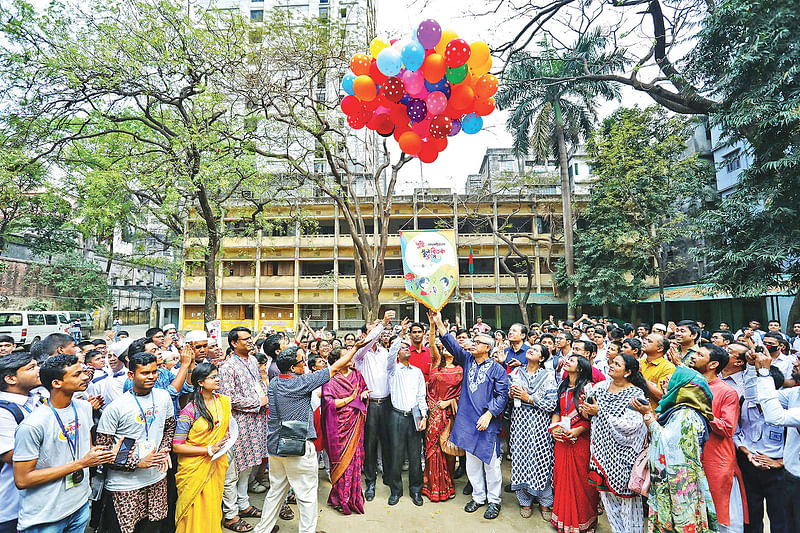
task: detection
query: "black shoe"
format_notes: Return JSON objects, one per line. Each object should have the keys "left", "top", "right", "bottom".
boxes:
{"left": 453, "top": 464, "right": 465, "bottom": 479}
{"left": 464, "top": 500, "right": 485, "bottom": 513}
{"left": 462, "top": 481, "right": 472, "bottom": 495}
{"left": 388, "top": 494, "right": 400, "bottom": 506}
{"left": 411, "top": 493, "right": 423, "bottom": 506}
{"left": 504, "top": 483, "right": 513, "bottom": 493}
{"left": 483, "top": 503, "right": 501, "bottom": 519}
{"left": 364, "top": 483, "right": 375, "bottom": 502}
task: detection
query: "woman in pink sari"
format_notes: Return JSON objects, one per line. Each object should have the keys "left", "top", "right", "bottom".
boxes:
{"left": 321, "top": 347, "right": 369, "bottom": 515}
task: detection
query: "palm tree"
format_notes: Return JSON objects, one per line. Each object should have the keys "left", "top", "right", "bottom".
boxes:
{"left": 495, "top": 30, "right": 625, "bottom": 317}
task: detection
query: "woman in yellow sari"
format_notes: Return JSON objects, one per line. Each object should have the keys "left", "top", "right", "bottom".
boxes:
{"left": 173, "top": 363, "right": 232, "bottom": 533}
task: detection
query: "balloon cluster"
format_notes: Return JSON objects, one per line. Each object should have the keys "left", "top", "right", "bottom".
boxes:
{"left": 340, "top": 19, "right": 497, "bottom": 163}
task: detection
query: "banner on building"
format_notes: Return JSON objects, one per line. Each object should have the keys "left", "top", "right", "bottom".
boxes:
{"left": 400, "top": 229, "right": 458, "bottom": 311}
{"left": 206, "top": 319, "right": 222, "bottom": 346}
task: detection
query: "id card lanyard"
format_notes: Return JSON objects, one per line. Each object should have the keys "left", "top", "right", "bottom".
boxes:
{"left": 131, "top": 392, "right": 156, "bottom": 441}
{"left": 235, "top": 354, "right": 267, "bottom": 393}
{"left": 48, "top": 401, "right": 79, "bottom": 461}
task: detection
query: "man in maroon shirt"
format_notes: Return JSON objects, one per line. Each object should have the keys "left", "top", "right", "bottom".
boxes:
{"left": 408, "top": 322, "right": 432, "bottom": 381}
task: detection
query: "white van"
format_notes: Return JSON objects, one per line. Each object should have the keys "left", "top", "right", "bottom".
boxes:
{"left": 0, "top": 311, "right": 69, "bottom": 349}
{"left": 58, "top": 311, "right": 94, "bottom": 338}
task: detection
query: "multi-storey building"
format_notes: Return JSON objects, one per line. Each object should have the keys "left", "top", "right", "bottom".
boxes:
{"left": 179, "top": 188, "right": 570, "bottom": 333}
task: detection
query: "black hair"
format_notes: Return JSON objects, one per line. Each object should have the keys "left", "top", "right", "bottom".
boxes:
{"left": 276, "top": 346, "right": 300, "bottom": 373}
{"left": 40, "top": 333, "right": 74, "bottom": 357}
{"left": 118, "top": 330, "right": 130, "bottom": 337}
{"left": 262, "top": 334, "right": 282, "bottom": 358}
{"left": 494, "top": 330, "right": 506, "bottom": 339}
{"left": 255, "top": 338, "right": 266, "bottom": 349}
{"left": 410, "top": 322, "right": 426, "bottom": 332}
{"left": 254, "top": 351, "right": 268, "bottom": 365}
{"left": 702, "top": 342, "right": 730, "bottom": 372}
{"left": 555, "top": 354, "right": 592, "bottom": 413}
{"left": 713, "top": 331, "right": 734, "bottom": 344}
{"left": 0, "top": 352, "right": 35, "bottom": 391}
{"left": 455, "top": 328, "right": 469, "bottom": 337}
{"left": 92, "top": 339, "right": 107, "bottom": 346}
{"left": 637, "top": 323, "right": 650, "bottom": 331}
{"left": 78, "top": 340, "right": 95, "bottom": 350}
{"left": 509, "top": 323, "right": 529, "bottom": 336}
{"left": 190, "top": 363, "right": 219, "bottom": 430}
{"left": 763, "top": 331, "right": 784, "bottom": 342}
{"left": 677, "top": 320, "right": 701, "bottom": 341}
{"left": 577, "top": 339, "right": 597, "bottom": 356}
{"left": 622, "top": 323, "right": 634, "bottom": 336}
{"left": 532, "top": 343, "right": 551, "bottom": 363}
{"left": 227, "top": 327, "right": 251, "bottom": 348}
{"left": 328, "top": 347, "right": 342, "bottom": 366}
{"left": 307, "top": 353, "right": 322, "bottom": 370}
{"left": 84, "top": 349, "right": 101, "bottom": 365}
{"left": 39, "top": 353, "right": 78, "bottom": 391}
{"left": 770, "top": 366, "right": 786, "bottom": 389}
{"left": 309, "top": 339, "right": 319, "bottom": 352}
{"left": 145, "top": 327, "right": 163, "bottom": 338}
{"left": 618, "top": 353, "right": 651, "bottom": 399}
{"left": 29, "top": 340, "right": 48, "bottom": 363}
{"left": 343, "top": 333, "right": 356, "bottom": 341}
{"left": 608, "top": 340, "right": 623, "bottom": 353}
{"left": 539, "top": 333, "right": 556, "bottom": 343}
{"left": 126, "top": 338, "right": 150, "bottom": 360}
{"left": 558, "top": 331, "right": 574, "bottom": 344}
{"left": 563, "top": 320, "right": 574, "bottom": 327}
{"left": 609, "top": 327, "right": 624, "bottom": 340}
{"left": 0, "top": 334, "right": 14, "bottom": 345}
{"left": 622, "top": 337, "right": 643, "bottom": 356}
{"left": 128, "top": 351, "right": 157, "bottom": 372}
{"left": 593, "top": 328, "right": 606, "bottom": 338}
{"left": 359, "top": 324, "right": 368, "bottom": 335}
{"left": 768, "top": 319, "right": 781, "bottom": 325}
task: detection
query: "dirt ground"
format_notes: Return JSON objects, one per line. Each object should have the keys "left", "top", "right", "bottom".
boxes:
{"left": 245, "top": 460, "right": 612, "bottom": 533}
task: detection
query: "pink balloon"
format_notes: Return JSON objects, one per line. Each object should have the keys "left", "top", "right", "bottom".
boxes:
{"left": 375, "top": 105, "right": 391, "bottom": 114}
{"left": 402, "top": 69, "right": 425, "bottom": 95}
{"left": 412, "top": 117, "right": 432, "bottom": 136}
{"left": 426, "top": 91, "right": 447, "bottom": 115}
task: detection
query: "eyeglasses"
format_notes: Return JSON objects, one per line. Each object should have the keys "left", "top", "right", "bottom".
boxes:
{"left": 474, "top": 339, "right": 492, "bottom": 347}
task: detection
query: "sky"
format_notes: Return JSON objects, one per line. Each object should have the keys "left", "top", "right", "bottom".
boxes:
{"left": 373, "top": 0, "right": 652, "bottom": 193}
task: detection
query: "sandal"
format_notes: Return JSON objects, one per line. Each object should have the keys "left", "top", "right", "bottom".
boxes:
{"left": 286, "top": 493, "right": 297, "bottom": 505}
{"left": 279, "top": 503, "right": 295, "bottom": 521}
{"left": 540, "top": 506, "right": 552, "bottom": 522}
{"left": 239, "top": 506, "right": 262, "bottom": 519}
{"left": 223, "top": 518, "right": 253, "bottom": 532}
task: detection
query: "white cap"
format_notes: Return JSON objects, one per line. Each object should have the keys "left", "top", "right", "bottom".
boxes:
{"left": 185, "top": 330, "right": 208, "bottom": 343}
{"left": 162, "top": 323, "right": 177, "bottom": 332}
{"left": 652, "top": 323, "right": 667, "bottom": 332}
{"left": 110, "top": 338, "right": 134, "bottom": 357}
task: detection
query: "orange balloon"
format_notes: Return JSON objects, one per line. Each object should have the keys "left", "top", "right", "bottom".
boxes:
{"left": 418, "top": 141, "right": 438, "bottom": 163}
{"left": 398, "top": 131, "right": 422, "bottom": 156}
{"left": 451, "top": 84, "right": 475, "bottom": 111}
{"left": 469, "top": 56, "right": 492, "bottom": 78}
{"left": 353, "top": 75, "right": 377, "bottom": 101}
{"left": 350, "top": 53, "right": 372, "bottom": 76}
{"left": 422, "top": 53, "right": 447, "bottom": 84}
{"left": 475, "top": 74, "right": 499, "bottom": 98}
{"left": 474, "top": 97, "right": 496, "bottom": 116}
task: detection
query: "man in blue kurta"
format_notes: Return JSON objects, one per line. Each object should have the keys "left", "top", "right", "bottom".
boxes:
{"left": 432, "top": 311, "right": 509, "bottom": 520}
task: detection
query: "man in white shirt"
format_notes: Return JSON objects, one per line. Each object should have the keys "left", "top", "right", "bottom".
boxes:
{"left": 87, "top": 339, "right": 132, "bottom": 407}
{"left": 353, "top": 311, "right": 394, "bottom": 502}
{"left": 386, "top": 327, "right": 427, "bottom": 507}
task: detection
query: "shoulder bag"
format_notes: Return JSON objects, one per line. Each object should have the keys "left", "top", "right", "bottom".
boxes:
{"left": 272, "top": 382, "right": 308, "bottom": 457}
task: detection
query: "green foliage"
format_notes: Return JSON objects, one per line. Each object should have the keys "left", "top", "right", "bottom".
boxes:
{"left": 24, "top": 299, "right": 49, "bottom": 311}
{"left": 26, "top": 252, "right": 111, "bottom": 309}
{"left": 690, "top": 0, "right": 800, "bottom": 296}
{"left": 555, "top": 106, "right": 712, "bottom": 305}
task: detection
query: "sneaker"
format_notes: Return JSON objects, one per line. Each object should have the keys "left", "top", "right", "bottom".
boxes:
{"left": 248, "top": 480, "right": 267, "bottom": 494}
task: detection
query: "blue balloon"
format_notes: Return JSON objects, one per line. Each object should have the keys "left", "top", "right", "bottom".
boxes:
{"left": 461, "top": 113, "right": 483, "bottom": 134}
{"left": 376, "top": 48, "right": 402, "bottom": 76}
{"left": 341, "top": 73, "right": 356, "bottom": 96}
{"left": 401, "top": 41, "right": 425, "bottom": 72}
{"left": 424, "top": 77, "right": 451, "bottom": 98}
{"left": 399, "top": 94, "right": 411, "bottom": 105}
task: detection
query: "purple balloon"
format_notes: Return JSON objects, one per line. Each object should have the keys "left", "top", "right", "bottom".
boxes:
{"left": 416, "top": 19, "right": 442, "bottom": 49}
{"left": 406, "top": 98, "right": 428, "bottom": 123}
{"left": 448, "top": 118, "right": 461, "bottom": 136}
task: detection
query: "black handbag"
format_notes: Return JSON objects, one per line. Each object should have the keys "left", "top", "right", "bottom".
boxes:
{"left": 272, "top": 383, "right": 307, "bottom": 457}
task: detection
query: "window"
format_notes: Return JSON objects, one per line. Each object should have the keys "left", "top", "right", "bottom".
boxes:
{"left": 340, "top": 7, "right": 347, "bottom": 18}
{"left": 725, "top": 150, "right": 741, "bottom": 172}
{"left": 573, "top": 163, "right": 579, "bottom": 176}
{"left": 0, "top": 313, "right": 22, "bottom": 326}
{"left": 319, "top": 6, "right": 329, "bottom": 18}
{"left": 44, "top": 314, "right": 58, "bottom": 326}
{"left": 27, "top": 314, "right": 44, "bottom": 326}
{"left": 250, "top": 9, "right": 263, "bottom": 22}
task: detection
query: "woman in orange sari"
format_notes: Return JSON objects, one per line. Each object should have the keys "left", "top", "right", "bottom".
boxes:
{"left": 422, "top": 315, "right": 463, "bottom": 502}
{"left": 173, "top": 363, "right": 232, "bottom": 533}
{"left": 321, "top": 348, "right": 369, "bottom": 515}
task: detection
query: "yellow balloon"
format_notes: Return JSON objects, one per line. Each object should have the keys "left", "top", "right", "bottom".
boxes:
{"left": 469, "top": 56, "right": 492, "bottom": 77}
{"left": 468, "top": 41, "right": 490, "bottom": 68}
{"left": 369, "top": 38, "right": 390, "bottom": 58}
{"left": 434, "top": 30, "right": 458, "bottom": 55}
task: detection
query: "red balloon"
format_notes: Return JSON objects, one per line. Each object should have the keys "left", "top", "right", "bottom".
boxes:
{"left": 357, "top": 107, "right": 374, "bottom": 124}
{"left": 474, "top": 97, "right": 496, "bottom": 116}
{"left": 429, "top": 115, "right": 453, "bottom": 139}
{"left": 430, "top": 137, "right": 448, "bottom": 152}
{"left": 451, "top": 84, "right": 475, "bottom": 111}
{"left": 373, "top": 113, "right": 394, "bottom": 135}
{"left": 390, "top": 105, "right": 410, "bottom": 127}
{"left": 444, "top": 38, "right": 471, "bottom": 68}
{"left": 369, "top": 59, "right": 389, "bottom": 85}
{"left": 418, "top": 141, "right": 439, "bottom": 163}
{"left": 443, "top": 99, "right": 463, "bottom": 119}
{"left": 362, "top": 98, "right": 380, "bottom": 112}
{"left": 393, "top": 124, "right": 411, "bottom": 142}
{"left": 398, "top": 131, "right": 422, "bottom": 156}
{"left": 347, "top": 115, "right": 366, "bottom": 129}
{"left": 381, "top": 76, "right": 405, "bottom": 103}
{"left": 341, "top": 95, "right": 362, "bottom": 116}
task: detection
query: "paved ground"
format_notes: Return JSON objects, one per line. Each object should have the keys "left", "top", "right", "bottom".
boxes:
{"left": 90, "top": 324, "right": 150, "bottom": 341}
{"left": 245, "top": 461, "right": 612, "bottom": 533}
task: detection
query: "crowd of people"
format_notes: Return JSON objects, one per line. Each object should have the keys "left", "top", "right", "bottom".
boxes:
{"left": 1, "top": 313, "right": 799, "bottom": 533}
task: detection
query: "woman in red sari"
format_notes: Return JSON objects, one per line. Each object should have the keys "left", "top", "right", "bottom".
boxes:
{"left": 551, "top": 354, "right": 598, "bottom": 533}
{"left": 321, "top": 347, "right": 369, "bottom": 515}
{"left": 422, "top": 315, "right": 463, "bottom": 502}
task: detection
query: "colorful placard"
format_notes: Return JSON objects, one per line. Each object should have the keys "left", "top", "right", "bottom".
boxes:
{"left": 400, "top": 229, "right": 458, "bottom": 311}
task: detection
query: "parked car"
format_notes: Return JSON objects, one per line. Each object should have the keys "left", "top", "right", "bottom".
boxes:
{"left": 0, "top": 310, "right": 67, "bottom": 349}
{"left": 58, "top": 311, "right": 94, "bottom": 339}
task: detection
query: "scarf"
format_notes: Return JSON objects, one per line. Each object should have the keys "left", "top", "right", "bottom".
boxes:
{"left": 655, "top": 366, "right": 714, "bottom": 446}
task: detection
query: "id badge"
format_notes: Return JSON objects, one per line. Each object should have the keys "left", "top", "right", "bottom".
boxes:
{"left": 138, "top": 439, "right": 156, "bottom": 458}
{"left": 65, "top": 469, "right": 83, "bottom": 490}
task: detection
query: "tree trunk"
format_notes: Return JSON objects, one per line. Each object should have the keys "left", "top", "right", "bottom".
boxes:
{"left": 518, "top": 300, "right": 530, "bottom": 328}
{"left": 203, "top": 234, "right": 219, "bottom": 323}
{"left": 655, "top": 249, "right": 667, "bottom": 323}
{"left": 105, "top": 237, "right": 114, "bottom": 274}
{"left": 787, "top": 291, "right": 800, "bottom": 329}
{"left": 553, "top": 101, "right": 575, "bottom": 319}
{"left": 602, "top": 302, "right": 610, "bottom": 317}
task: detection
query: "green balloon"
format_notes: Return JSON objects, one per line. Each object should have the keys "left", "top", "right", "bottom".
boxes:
{"left": 446, "top": 64, "right": 468, "bottom": 84}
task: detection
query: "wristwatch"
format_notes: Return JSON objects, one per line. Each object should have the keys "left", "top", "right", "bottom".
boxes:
{"left": 643, "top": 413, "right": 653, "bottom": 422}
{"left": 757, "top": 367, "right": 771, "bottom": 377}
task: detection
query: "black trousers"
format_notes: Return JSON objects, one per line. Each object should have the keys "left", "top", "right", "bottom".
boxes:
{"left": 364, "top": 396, "right": 392, "bottom": 486}
{"left": 737, "top": 449, "right": 788, "bottom": 533}
{"left": 388, "top": 408, "right": 423, "bottom": 497}
{"left": 99, "top": 489, "right": 167, "bottom": 533}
